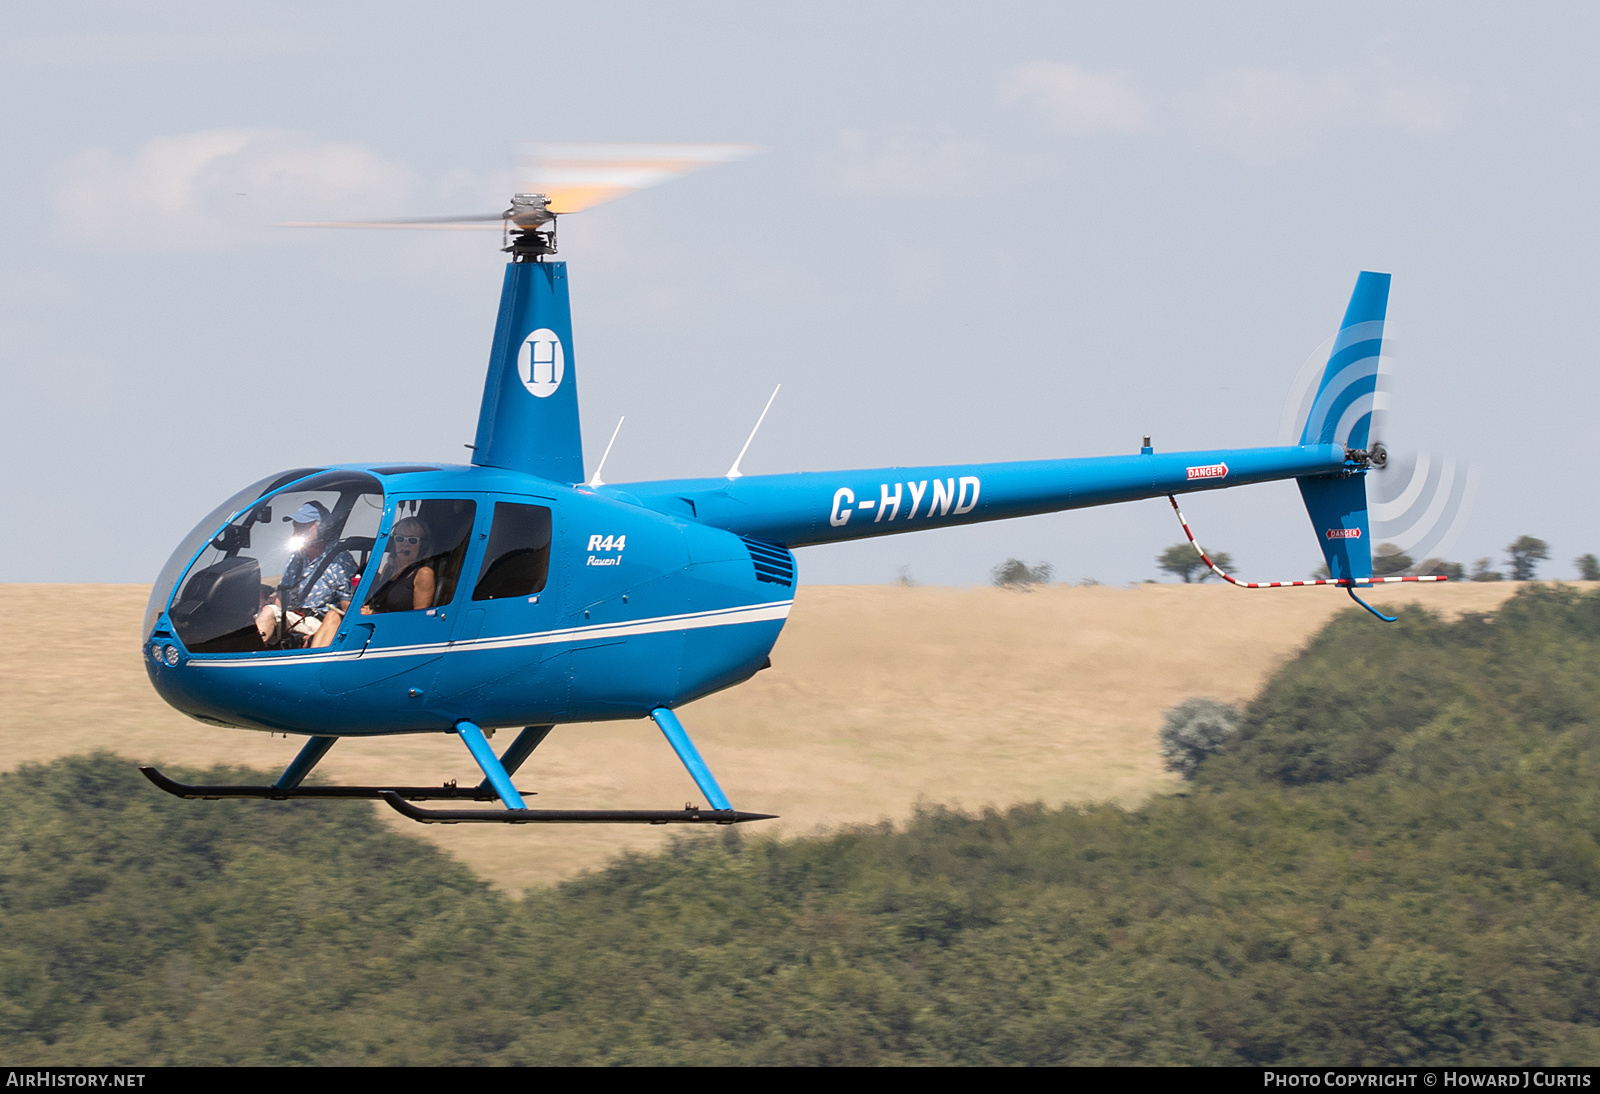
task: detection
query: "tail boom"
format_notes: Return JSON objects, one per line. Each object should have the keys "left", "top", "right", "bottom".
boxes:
{"left": 611, "top": 443, "right": 1347, "bottom": 548}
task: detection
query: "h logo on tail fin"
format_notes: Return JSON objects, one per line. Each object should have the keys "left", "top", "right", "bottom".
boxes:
{"left": 518, "top": 329, "right": 565, "bottom": 397}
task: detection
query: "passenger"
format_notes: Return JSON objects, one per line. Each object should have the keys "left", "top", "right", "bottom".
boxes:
{"left": 255, "top": 501, "right": 358, "bottom": 648}
{"left": 360, "top": 517, "right": 437, "bottom": 614}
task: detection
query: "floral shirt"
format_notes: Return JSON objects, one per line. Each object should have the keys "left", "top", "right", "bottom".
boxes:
{"left": 281, "top": 542, "right": 358, "bottom": 616}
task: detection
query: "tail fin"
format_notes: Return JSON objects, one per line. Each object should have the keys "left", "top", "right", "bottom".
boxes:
{"left": 471, "top": 261, "right": 584, "bottom": 484}
{"left": 1299, "top": 271, "right": 1390, "bottom": 451}
{"left": 1298, "top": 271, "right": 1391, "bottom": 582}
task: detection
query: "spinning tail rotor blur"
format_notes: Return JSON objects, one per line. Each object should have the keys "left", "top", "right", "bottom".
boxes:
{"left": 1278, "top": 323, "right": 1476, "bottom": 572}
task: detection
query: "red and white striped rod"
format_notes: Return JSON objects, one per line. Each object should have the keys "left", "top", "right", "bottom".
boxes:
{"left": 1166, "top": 495, "right": 1447, "bottom": 589}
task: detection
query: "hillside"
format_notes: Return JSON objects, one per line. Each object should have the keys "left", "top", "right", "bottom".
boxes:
{"left": 2, "top": 585, "right": 1599, "bottom": 1065}
{"left": 1, "top": 581, "right": 1519, "bottom": 889}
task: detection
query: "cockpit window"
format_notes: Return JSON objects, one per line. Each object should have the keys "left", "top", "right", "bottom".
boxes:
{"left": 472, "top": 502, "right": 552, "bottom": 600}
{"left": 167, "top": 471, "right": 383, "bottom": 654}
{"left": 360, "top": 498, "right": 477, "bottom": 614}
{"left": 144, "top": 467, "right": 325, "bottom": 638}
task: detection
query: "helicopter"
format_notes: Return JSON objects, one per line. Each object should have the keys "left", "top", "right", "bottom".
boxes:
{"left": 139, "top": 144, "right": 1454, "bottom": 825}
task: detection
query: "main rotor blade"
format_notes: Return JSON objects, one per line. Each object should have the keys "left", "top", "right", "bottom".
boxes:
{"left": 281, "top": 213, "right": 507, "bottom": 230}
{"left": 518, "top": 142, "right": 761, "bottom": 213}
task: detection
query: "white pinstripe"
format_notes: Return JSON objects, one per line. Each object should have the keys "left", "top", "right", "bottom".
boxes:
{"left": 189, "top": 600, "right": 794, "bottom": 669}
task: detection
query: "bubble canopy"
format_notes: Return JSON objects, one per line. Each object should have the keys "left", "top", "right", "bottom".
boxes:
{"left": 147, "top": 470, "right": 387, "bottom": 653}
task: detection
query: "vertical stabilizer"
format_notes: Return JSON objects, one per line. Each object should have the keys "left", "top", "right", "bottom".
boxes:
{"left": 1297, "top": 271, "right": 1389, "bottom": 583}
{"left": 472, "top": 261, "right": 583, "bottom": 483}
{"left": 1299, "top": 271, "right": 1390, "bottom": 451}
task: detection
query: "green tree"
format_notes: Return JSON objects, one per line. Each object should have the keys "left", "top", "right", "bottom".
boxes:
{"left": 1158, "top": 543, "right": 1232, "bottom": 582}
{"left": 991, "top": 559, "right": 1052, "bottom": 588}
{"left": 1577, "top": 554, "right": 1600, "bottom": 582}
{"left": 1372, "top": 543, "right": 1415, "bottom": 576}
{"left": 1416, "top": 558, "right": 1466, "bottom": 580}
{"left": 1158, "top": 543, "right": 1205, "bottom": 583}
{"left": 1471, "top": 557, "right": 1504, "bottom": 582}
{"left": 1506, "top": 536, "right": 1551, "bottom": 581}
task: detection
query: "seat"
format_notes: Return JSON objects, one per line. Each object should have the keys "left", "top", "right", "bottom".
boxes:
{"left": 171, "top": 556, "right": 265, "bottom": 652}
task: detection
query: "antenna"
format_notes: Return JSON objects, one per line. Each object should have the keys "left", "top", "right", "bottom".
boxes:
{"left": 587, "top": 416, "right": 625, "bottom": 487}
{"left": 726, "top": 386, "right": 780, "bottom": 480}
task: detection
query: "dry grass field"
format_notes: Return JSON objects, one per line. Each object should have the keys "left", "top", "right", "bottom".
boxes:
{"left": 1, "top": 580, "right": 1522, "bottom": 892}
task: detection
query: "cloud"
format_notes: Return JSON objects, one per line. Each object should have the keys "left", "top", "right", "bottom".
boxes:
{"left": 998, "top": 62, "right": 1154, "bottom": 136}
{"left": 813, "top": 127, "right": 1057, "bottom": 197}
{"left": 55, "top": 130, "right": 414, "bottom": 250}
{"left": 1175, "top": 58, "right": 1468, "bottom": 164}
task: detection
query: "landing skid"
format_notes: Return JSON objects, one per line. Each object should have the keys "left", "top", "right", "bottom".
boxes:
{"left": 140, "top": 766, "right": 515, "bottom": 802}
{"left": 141, "top": 711, "right": 777, "bottom": 826}
{"left": 380, "top": 793, "right": 775, "bottom": 825}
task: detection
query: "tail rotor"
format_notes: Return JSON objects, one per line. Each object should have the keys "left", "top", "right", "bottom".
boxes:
{"left": 1367, "top": 449, "right": 1477, "bottom": 569}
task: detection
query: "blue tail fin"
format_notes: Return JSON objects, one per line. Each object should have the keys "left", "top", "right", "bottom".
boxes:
{"left": 1298, "top": 272, "right": 1390, "bottom": 582}
{"left": 471, "top": 261, "right": 584, "bottom": 484}
{"left": 1299, "top": 271, "right": 1390, "bottom": 450}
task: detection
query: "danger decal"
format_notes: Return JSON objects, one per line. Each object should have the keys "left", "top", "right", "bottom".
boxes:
{"left": 1186, "top": 463, "right": 1229, "bottom": 481}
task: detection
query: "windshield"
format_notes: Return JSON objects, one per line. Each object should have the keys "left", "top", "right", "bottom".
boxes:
{"left": 165, "top": 471, "right": 384, "bottom": 654}
{"left": 144, "top": 468, "right": 325, "bottom": 639}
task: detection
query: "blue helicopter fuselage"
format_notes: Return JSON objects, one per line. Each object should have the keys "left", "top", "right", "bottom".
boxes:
{"left": 142, "top": 255, "right": 1373, "bottom": 744}
{"left": 143, "top": 442, "right": 1345, "bottom": 738}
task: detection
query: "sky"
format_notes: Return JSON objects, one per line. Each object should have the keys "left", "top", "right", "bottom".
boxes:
{"left": 4, "top": 1, "right": 1598, "bottom": 587}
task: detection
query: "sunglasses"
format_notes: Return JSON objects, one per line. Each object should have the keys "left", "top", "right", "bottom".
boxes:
{"left": 393, "top": 536, "right": 421, "bottom": 546}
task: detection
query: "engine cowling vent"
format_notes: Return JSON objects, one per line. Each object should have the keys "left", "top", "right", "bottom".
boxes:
{"left": 741, "top": 536, "right": 794, "bottom": 587}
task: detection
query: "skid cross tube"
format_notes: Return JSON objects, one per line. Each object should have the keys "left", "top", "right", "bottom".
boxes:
{"left": 456, "top": 720, "right": 526, "bottom": 809}
{"left": 274, "top": 735, "right": 337, "bottom": 789}
{"left": 650, "top": 707, "right": 733, "bottom": 811}
{"left": 478, "top": 725, "right": 553, "bottom": 789}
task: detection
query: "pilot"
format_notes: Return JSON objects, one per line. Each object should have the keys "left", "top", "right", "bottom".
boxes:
{"left": 255, "top": 501, "right": 358, "bottom": 649}
{"left": 361, "top": 516, "right": 437, "bottom": 614}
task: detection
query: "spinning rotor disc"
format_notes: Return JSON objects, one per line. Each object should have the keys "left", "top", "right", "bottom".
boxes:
{"left": 280, "top": 142, "right": 761, "bottom": 231}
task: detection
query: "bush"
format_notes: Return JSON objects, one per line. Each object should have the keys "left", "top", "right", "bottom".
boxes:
{"left": 991, "top": 559, "right": 1053, "bottom": 588}
{"left": 1417, "top": 558, "right": 1466, "bottom": 580}
{"left": 1159, "top": 698, "right": 1242, "bottom": 778}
